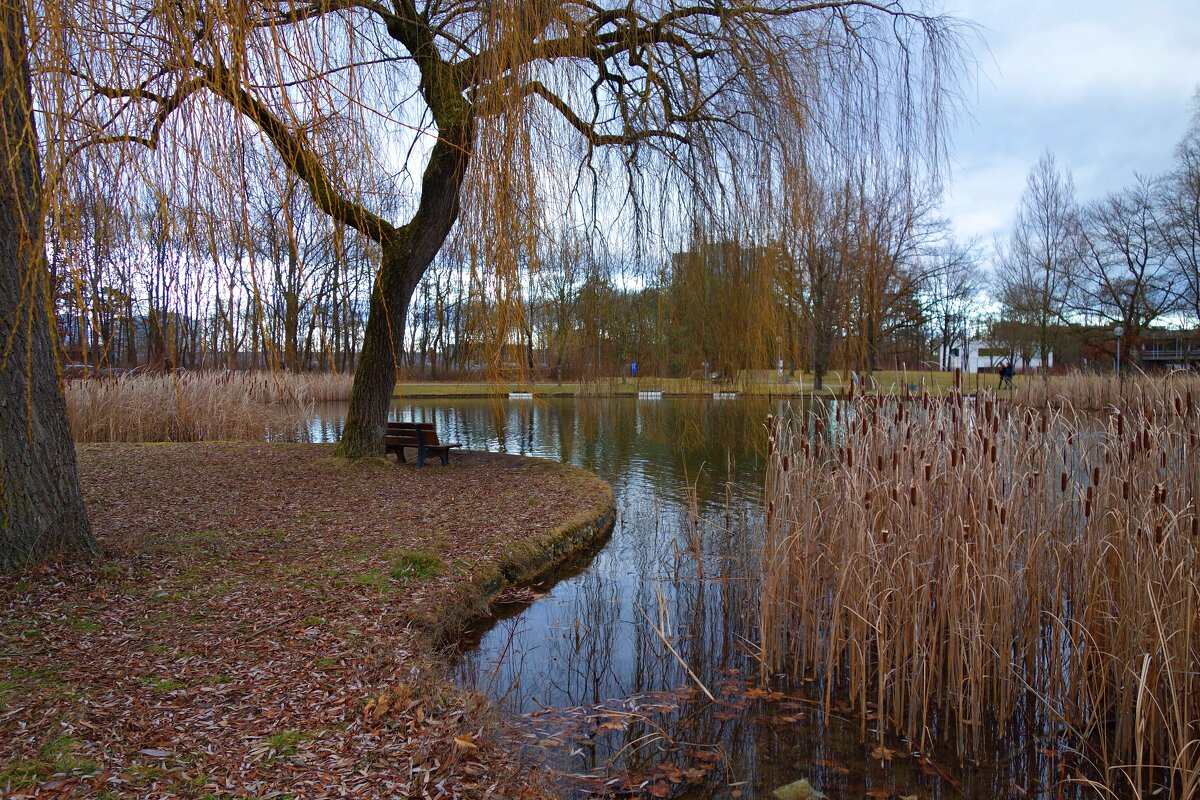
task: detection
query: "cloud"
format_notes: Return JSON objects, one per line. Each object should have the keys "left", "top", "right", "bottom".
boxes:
{"left": 942, "top": 0, "right": 1200, "bottom": 249}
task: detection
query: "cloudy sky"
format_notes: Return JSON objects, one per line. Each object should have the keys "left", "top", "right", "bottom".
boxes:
{"left": 941, "top": 0, "right": 1200, "bottom": 252}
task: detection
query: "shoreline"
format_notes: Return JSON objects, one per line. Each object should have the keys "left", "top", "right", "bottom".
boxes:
{"left": 0, "top": 443, "right": 614, "bottom": 797}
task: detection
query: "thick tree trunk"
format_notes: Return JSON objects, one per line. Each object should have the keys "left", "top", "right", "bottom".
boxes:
{"left": 337, "top": 117, "right": 473, "bottom": 458}
{"left": 0, "top": 5, "right": 98, "bottom": 570}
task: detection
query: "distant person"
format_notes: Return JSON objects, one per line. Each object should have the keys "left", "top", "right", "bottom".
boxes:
{"left": 999, "top": 362, "right": 1014, "bottom": 389}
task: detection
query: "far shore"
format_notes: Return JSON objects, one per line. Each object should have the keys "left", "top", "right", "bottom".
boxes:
{"left": 390, "top": 370, "right": 1019, "bottom": 398}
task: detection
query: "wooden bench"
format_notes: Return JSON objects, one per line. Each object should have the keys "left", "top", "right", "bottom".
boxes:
{"left": 385, "top": 421, "right": 461, "bottom": 467}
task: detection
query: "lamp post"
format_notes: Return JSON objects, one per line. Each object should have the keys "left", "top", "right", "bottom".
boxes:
{"left": 1114, "top": 326, "right": 1124, "bottom": 374}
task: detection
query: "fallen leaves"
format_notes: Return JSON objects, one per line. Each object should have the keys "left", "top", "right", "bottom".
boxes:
{"left": 0, "top": 444, "right": 610, "bottom": 798}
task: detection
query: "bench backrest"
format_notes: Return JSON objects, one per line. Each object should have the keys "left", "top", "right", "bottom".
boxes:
{"left": 386, "top": 421, "right": 441, "bottom": 446}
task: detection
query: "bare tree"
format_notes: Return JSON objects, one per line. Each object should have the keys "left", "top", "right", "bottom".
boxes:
{"left": 1075, "top": 177, "right": 1177, "bottom": 361}
{"left": 924, "top": 236, "right": 983, "bottom": 370}
{"left": 1159, "top": 88, "right": 1200, "bottom": 325}
{"left": 994, "top": 151, "right": 1082, "bottom": 374}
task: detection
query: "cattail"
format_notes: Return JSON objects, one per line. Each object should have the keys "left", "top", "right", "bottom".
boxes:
{"left": 910, "top": 483, "right": 917, "bottom": 506}
{"left": 1085, "top": 485, "right": 1093, "bottom": 518}
{"left": 999, "top": 505, "right": 1007, "bottom": 526}
{"left": 1061, "top": 472, "right": 1069, "bottom": 492}
{"left": 1092, "top": 466, "right": 1100, "bottom": 487}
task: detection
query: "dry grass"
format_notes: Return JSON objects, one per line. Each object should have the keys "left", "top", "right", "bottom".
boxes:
{"left": 1012, "top": 370, "right": 1200, "bottom": 411}
{"left": 761, "top": 387, "right": 1200, "bottom": 796}
{"left": 66, "top": 371, "right": 353, "bottom": 442}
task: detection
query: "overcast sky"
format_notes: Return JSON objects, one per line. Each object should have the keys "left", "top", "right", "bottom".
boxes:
{"left": 941, "top": 0, "right": 1200, "bottom": 254}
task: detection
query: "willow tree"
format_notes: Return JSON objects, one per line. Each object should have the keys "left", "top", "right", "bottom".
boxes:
{"left": 2, "top": 0, "right": 97, "bottom": 568}
{"left": 41, "top": 1, "right": 965, "bottom": 456}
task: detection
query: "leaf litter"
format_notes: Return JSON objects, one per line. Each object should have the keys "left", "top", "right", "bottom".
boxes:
{"left": 0, "top": 443, "right": 611, "bottom": 798}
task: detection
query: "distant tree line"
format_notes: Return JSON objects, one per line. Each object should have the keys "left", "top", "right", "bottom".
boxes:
{"left": 992, "top": 89, "right": 1200, "bottom": 371}
{"left": 54, "top": 145, "right": 987, "bottom": 389}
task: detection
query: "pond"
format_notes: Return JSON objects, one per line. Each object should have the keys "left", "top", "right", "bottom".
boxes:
{"left": 306, "top": 397, "right": 1066, "bottom": 799}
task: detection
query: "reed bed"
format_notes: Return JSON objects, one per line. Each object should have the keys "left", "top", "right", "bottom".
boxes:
{"left": 1012, "top": 370, "right": 1200, "bottom": 412}
{"left": 761, "top": 388, "right": 1200, "bottom": 796}
{"left": 65, "top": 371, "right": 352, "bottom": 442}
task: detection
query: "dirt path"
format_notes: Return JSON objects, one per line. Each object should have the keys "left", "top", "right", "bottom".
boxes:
{"left": 1, "top": 444, "right": 613, "bottom": 798}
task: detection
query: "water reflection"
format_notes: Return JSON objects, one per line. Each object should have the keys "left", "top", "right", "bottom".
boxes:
{"left": 305, "top": 398, "right": 1065, "bottom": 799}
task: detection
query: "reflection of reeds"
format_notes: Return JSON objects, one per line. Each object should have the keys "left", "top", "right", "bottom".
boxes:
{"left": 66, "top": 371, "right": 351, "bottom": 442}
{"left": 760, "top": 390, "right": 1200, "bottom": 796}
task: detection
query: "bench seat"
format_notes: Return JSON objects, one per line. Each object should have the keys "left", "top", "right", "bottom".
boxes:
{"left": 385, "top": 421, "right": 461, "bottom": 467}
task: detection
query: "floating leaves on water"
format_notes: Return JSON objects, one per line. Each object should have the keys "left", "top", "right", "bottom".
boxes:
{"left": 869, "top": 744, "right": 899, "bottom": 761}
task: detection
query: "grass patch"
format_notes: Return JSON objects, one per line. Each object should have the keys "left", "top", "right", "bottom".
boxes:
{"left": 351, "top": 569, "right": 390, "bottom": 591}
{"left": 0, "top": 736, "right": 98, "bottom": 789}
{"left": 256, "top": 729, "right": 311, "bottom": 762}
{"left": 140, "top": 675, "right": 186, "bottom": 692}
{"left": 65, "top": 616, "right": 101, "bottom": 632}
{"left": 389, "top": 550, "right": 444, "bottom": 583}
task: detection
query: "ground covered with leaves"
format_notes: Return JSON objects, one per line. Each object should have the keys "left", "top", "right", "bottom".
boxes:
{"left": 1, "top": 443, "right": 613, "bottom": 798}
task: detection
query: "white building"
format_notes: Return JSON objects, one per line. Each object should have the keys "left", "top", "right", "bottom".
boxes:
{"left": 944, "top": 340, "right": 1053, "bottom": 373}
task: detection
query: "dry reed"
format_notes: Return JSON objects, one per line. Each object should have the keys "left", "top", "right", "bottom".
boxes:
{"left": 66, "top": 371, "right": 352, "bottom": 442}
{"left": 1013, "top": 370, "right": 1200, "bottom": 412}
{"left": 761, "top": 387, "right": 1200, "bottom": 796}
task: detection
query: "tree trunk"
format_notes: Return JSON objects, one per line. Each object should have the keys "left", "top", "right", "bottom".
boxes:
{"left": 0, "top": 5, "right": 98, "bottom": 570}
{"left": 337, "top": 117, "right": 473, "bottom": 458}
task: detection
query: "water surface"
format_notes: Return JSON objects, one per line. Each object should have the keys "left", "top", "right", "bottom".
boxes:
{"left": 307, "top": 397, "right": 1066, "bottom": 799}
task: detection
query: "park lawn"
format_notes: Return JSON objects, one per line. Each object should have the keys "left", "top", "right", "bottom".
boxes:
{"left": 0, "top": 443, "right": 613, "bottom": 798}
